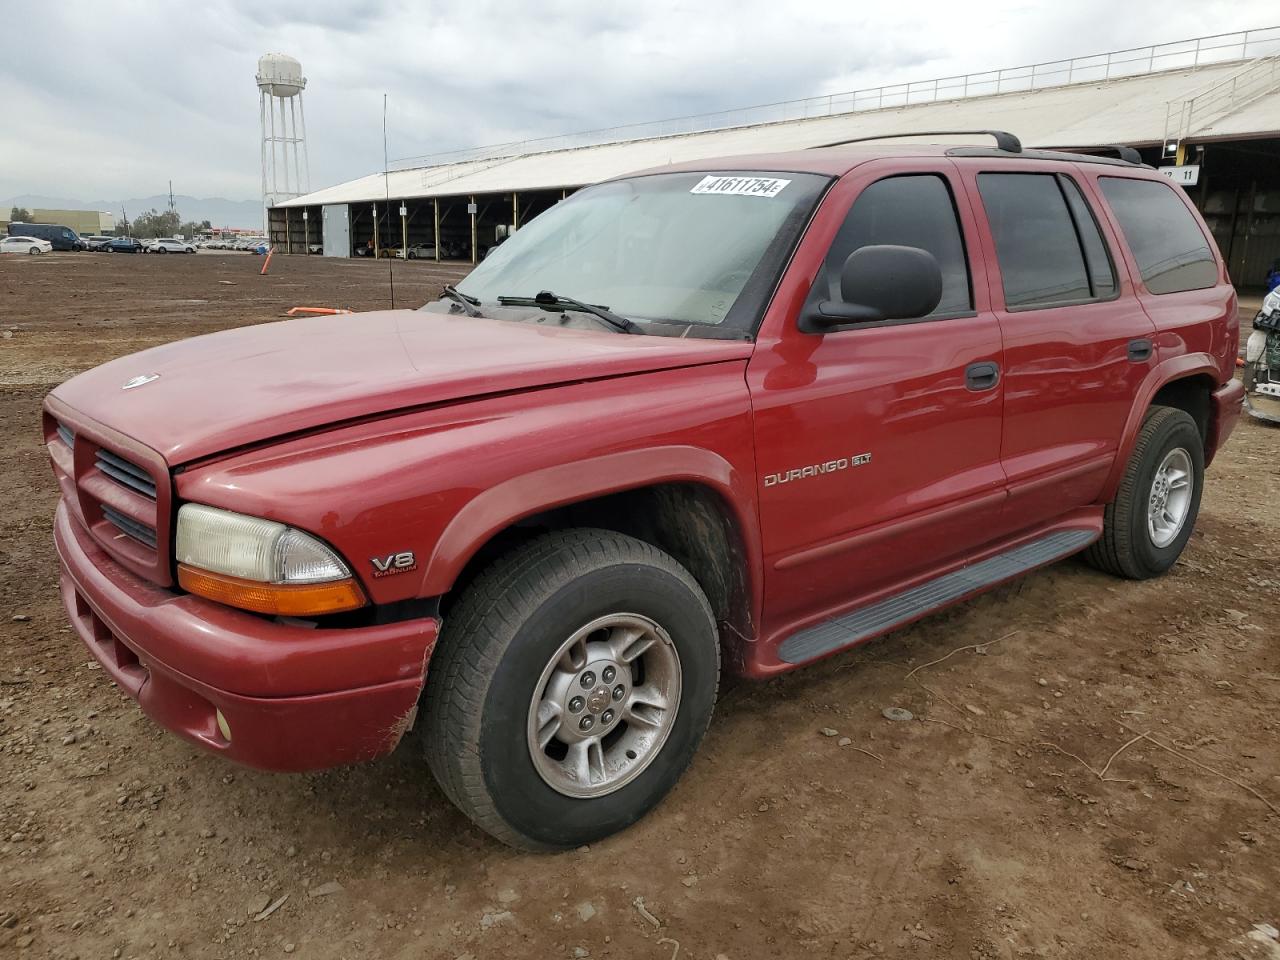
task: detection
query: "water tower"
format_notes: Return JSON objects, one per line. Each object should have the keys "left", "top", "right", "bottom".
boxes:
{"left": 256, "top": 54, "right": 310, "bottom": 223}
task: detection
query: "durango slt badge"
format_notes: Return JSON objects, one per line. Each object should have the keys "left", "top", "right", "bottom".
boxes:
{"left": 764, "top": 453, "right": 871, "bottom": 487}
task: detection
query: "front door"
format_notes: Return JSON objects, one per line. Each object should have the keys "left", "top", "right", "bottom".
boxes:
{"left": 747, "top": 159, "right": 1007, "bottom": 650}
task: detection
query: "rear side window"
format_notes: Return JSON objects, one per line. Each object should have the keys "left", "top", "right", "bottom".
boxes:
{"left": 822, "top": 174, "right": 972, "bottom": 317}
{"left": 1098, "top": 177, "right": 1216, "bottom": 294}
{"left": 1060, "top": 178, "right": 1116, "bottom": 299}
{"left": 978, "top": 173, "right": 1101, "bottom": 309}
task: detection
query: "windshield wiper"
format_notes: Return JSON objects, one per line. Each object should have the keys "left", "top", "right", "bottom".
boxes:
{"left": 441, "top": 284, "right": 482, "bottom": 317}
{"left": 497, "top": 290, "right": 644, "bottom": 335}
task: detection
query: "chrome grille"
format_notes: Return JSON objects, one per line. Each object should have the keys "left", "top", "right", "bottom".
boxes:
{"left": 101, "top": 505, "right": 158, "bottom": 549}
{"left": 95, "top": 449, "right": 157, "bottom": 500}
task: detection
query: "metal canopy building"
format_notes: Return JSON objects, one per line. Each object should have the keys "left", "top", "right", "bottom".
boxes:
{"left": 270, "top": 27, "right": 1280, "bottom": 285}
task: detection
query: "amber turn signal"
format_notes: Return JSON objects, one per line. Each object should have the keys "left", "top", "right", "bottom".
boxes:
{"left": 177, "top": 564, "right": 367, "bottom": 616}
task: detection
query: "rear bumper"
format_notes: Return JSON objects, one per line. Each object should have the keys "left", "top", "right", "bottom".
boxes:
{"left": 54, "top": 501, "right": 438, "bottom": 771}
{"left": 1208, "top": 378, "right": 1246, "bottom": 464}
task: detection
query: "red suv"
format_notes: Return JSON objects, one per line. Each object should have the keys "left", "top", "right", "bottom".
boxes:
{"left": 45, "top": 132, "right": 1243, "bottom": 849}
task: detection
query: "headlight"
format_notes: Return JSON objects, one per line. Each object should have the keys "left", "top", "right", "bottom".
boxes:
{"left": 1263, "top": 289, "right": 1280, "bottom": 316}
{"left": 175, "top": 504, "right": 366, "bottom": 616}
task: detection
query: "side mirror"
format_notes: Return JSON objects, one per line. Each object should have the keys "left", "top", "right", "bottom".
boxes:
{"left": 801, "top": 245, "right": 943, "bottom": 331}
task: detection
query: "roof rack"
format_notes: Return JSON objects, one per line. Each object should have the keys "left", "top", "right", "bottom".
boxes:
{"left": 1072, "top": 144, "right": 1145, "bottom": 165}
{"left": 811, "top": 130, "right": 1022, "bottom": 153}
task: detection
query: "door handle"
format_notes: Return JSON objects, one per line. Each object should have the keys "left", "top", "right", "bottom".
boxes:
{"left": 964, "top": 361, "right": 1000, "bottom": 392}
{"left": 1127, "top": 338, "right": 1153, "bottom": 362}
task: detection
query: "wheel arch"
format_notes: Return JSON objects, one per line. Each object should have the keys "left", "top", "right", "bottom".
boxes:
{"left": 421, "top": 447, "right": 761, "bottom": 666}
{"left": 1102, "top": 355, "right": 1220, "bottom": 501}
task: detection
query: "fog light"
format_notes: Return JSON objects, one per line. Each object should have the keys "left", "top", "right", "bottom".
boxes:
{"left": 215, "top": 709, "right": 232, "bottom": 742}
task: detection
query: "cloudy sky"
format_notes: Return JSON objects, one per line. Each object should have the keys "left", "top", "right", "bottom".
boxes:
{"left": 1, "top": 0, "right": 1275, "bottom": 203}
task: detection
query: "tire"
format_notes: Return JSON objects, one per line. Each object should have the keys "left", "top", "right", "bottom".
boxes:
{"left": 157, "top": 247, "right": 168, "bottom": 254}
{"left": 407, "top": 250, "right": 416, "bottom": 260}
{"left": 28, "top": 247, "right": 39, "bottom": 255}
{"left": 1085, "top": 406, "right": 1204, "bottom": 579}
{"left": 421, "top": 528, "right": 720, "bottom": 850}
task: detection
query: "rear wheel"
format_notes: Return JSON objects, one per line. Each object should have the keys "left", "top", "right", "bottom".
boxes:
{"left": 1085, "top": 406, "right": 1204, "bottom": 579}
{"left": 421, "top": 528, "right": 720, "bottom": 850}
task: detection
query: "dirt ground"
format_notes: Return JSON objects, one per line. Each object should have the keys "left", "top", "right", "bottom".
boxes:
{"left": 1, "top": 252, "right": 1278, "bottom": 960}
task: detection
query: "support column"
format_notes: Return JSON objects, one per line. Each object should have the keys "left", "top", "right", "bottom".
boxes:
{"left": 470, "top": 195, "right": 477, "bottom": 265}
{"left": 513, "top": 192, "right": 520, "bottom": 231}
{"left": 433, "top": 198, "right": 440, "bottom": 262}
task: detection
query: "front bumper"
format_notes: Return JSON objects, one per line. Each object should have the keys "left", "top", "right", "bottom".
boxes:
{"left": 54, "top": 501, "right": 438, "bottom": 771}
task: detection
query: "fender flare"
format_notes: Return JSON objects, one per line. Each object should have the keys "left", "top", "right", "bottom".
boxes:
{"left": 418, "top": 444, "right": 763, "bottom": 618}
{"left": 1100, "top": 352, "right": 1220, "bottom": 502}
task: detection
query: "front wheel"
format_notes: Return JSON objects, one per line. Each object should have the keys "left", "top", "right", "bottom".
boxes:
{"left": 1085, "top": 406, "right": 1204, "bottom": 579}
{"left": 28, "top": 246, "right": 40, "bottom": 255}
{"left": 421, "top": 529, "right": 720, "bottom": 850}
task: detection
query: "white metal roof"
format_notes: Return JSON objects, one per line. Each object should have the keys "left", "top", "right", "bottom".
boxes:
{"left": 279, "top": 59, "right": 1280, "bottom": 209}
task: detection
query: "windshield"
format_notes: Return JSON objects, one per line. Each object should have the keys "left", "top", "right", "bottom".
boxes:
{"left": 452, "top": 170, "right": 829, "bottom": 336}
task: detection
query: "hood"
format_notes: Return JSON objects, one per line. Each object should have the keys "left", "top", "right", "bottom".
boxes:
{"left": 49, "top": 309, "right": 753, "bottom": 465}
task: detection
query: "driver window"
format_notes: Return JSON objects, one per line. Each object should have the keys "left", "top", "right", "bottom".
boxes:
{"left": 821, "top": 174, "right": 973, "bottom": 317}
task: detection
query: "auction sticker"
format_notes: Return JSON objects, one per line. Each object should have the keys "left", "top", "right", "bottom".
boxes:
{"left": 690, "top": 175, "right": 791, "bottom": 198}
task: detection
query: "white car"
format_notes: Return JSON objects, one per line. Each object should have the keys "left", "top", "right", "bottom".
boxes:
{"left": 146, "top": 238, "right": 196, "bottom": 254}
{"left": 398, "top": 243, "right": 438, "bottom": 260}
{"left": 0, "top": 236, "right": 53, "bottom": 255}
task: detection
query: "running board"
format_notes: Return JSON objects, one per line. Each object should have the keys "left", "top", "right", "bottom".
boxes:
{"left": 776, "top": 528, "right": 1097, "bottom": 665}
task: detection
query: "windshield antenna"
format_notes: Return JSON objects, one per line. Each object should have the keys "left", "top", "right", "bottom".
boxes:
{"left": 383, "top": 93, "right": 396, "bottom": 310}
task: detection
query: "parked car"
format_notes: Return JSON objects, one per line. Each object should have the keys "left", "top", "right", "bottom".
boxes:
{"left": 399, "top": 243, "right": 438, "bottom": 260}
{"left": 105, "top": 237, "right": 144, "bottom": 254}
{"left": 42, "top": 132, "right": 1243, "bottom": 851}
{"left": 0, "top": 235, "right": 52, "bottom": 255}
{"left": 84, "top": 236, "right": 114, "bottom": 252}
{"left": 7, "top": 222, "right": 83, "bottom": 251}
{"left": 145, "top": 238, "right": 196, "bottom": 254}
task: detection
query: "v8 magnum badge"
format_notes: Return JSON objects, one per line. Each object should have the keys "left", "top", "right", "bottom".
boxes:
{"left": 370, "top": 550, "right": 417, "bottom": 578}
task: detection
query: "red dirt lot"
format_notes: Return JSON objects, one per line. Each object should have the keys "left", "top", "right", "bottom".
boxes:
{"left": 1, "top": 252, "right": 1279, "bottom": 960}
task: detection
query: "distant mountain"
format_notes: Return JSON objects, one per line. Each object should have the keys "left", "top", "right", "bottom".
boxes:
{"left": 3, "top": 194, "right": 262, "bottom": 229}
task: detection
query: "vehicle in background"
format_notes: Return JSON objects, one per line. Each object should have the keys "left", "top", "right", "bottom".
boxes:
{"left": 84, "top": 236, "right": 114, "bottom": 252}
{"left": 7, "top": 222, "right": 83, "bottom": 251}
{"left": 145, "top": 238, "right": 197, "bottom": 255}
{"left": 1243, "top": 287, "right": 1280, "bottom": 423}
{"left": 105, "top": 237, "right": 144, "bottom": 254}
{"left": 0, "top": 236, "right": 53, "bottom": 255}
{"left": 399, "top": 243, "right": 438, "bottom": 260}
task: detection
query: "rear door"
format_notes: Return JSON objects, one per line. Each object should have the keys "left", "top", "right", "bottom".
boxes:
{"left": 956, "top": 160, "right": 1157, "bottom": 529}
{"left": 748, "top": 158, "right": 1007, "bottom": 645}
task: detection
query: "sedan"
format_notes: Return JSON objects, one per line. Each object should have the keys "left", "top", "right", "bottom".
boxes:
{"left": 0, "top": 236, "right": 53, "bottom": 255}
{"left": 106, "top": 237, "right": 145, "bottom": 254}
{"left": 146, "top": 238, "right": 196, "bottom": 254}
{"left": 85, "top": 236, "right": 114, "bottom": 251}
{"left": 398, "top": 243, "right": 438, "bottom": 260}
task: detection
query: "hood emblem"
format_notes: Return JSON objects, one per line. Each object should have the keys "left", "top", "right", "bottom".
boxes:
{"left": 122, "top": 374, "right": 160, "bottom": 390}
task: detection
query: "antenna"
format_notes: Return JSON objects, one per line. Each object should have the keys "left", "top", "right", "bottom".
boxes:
{"left": 383, "top": 93, "right": 396, "bottom": 310}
